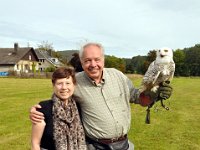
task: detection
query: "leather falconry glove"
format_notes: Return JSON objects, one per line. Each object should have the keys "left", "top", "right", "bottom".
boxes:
{"left": 139, "top": 81, "right": 173, "bottom": 106}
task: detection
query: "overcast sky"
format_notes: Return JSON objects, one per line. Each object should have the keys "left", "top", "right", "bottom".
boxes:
{"left": 0, "top": 0, "right": 200, "bottom": 58}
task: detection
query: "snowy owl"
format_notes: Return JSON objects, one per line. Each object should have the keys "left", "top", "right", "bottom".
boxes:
{"left": 140, "top": 47, "right": 175, "bottom": 93}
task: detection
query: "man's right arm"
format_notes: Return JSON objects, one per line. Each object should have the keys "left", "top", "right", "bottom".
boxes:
{"left": 29, "top": 104, "right": 45, "bottom": 124}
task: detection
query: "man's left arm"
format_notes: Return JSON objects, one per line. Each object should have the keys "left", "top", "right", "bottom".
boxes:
{"left": 128, "top": 79, "right": 173, "bottom": 106}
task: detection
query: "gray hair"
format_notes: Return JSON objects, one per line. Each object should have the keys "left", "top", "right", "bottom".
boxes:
{"left": 79, "top": 42, "right": 105, "bottom": 60}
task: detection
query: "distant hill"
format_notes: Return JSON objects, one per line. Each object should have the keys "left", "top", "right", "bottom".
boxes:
{"left": 57, "top": 50, "right": 78, "bottom": 62}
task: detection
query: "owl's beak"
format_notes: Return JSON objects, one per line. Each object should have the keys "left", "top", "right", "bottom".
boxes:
{"left": 160, "top": 55, "right": 165, "bottom": 57}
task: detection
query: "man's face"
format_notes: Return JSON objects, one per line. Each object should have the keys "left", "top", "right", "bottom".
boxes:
{"left": 81, "top": 45, "right": 104, "bottom": 83}
{"left": 53, "top": 77, "right": 75, "bottom": 101}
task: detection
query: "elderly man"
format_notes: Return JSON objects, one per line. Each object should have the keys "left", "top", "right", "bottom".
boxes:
{"left": 30, "top": 42, "right": 172, "bottom": 150}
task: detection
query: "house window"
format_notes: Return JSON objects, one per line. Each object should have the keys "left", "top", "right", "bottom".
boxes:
{"left": 29, "top": 55, "right": 32, "bottom": 60}
{"left": 25, "top": 64, "right": 30, "bottom": 73}
{"left": 25, "top": 64, "right": 29, "bottom": 70}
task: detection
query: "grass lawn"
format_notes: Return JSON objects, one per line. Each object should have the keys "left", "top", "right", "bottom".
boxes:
{"left": 0, "top": 77, "right": 200, "bottom": 150}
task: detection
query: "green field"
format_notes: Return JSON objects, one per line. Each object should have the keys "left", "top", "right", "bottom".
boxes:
{"left": 0, "top": 77, "right": 200, "bottom": 150}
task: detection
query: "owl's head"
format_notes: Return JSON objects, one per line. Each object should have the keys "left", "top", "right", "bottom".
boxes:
{"left": 156, "top": 47, "right": 173, "bottom": 63}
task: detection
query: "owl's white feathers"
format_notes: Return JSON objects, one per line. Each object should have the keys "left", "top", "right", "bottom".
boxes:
{"left": 140, "top": 47, "right": 175, "bottom": 93}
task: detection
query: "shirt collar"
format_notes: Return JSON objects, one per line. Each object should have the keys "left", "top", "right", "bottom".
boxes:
{"left": 84, "top": 69, "right": 105, "bottom": 86}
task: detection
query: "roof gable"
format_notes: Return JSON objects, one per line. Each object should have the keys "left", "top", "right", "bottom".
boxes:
{"left": 0, "top": 47, "right": 38, "bottom": 65}
{"left": 34, "top": 49, "right": 62, "bottom": 66}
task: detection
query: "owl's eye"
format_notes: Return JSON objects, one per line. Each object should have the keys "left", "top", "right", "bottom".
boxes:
{"left": 164, "top": 50, "right": 168, "bottom": 52}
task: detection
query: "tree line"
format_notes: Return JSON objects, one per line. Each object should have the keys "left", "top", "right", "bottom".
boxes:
{"left": 105, "top": 44, "right": 200, "bottom": 76}
{"left": 37, "top": 41, "right": 200, "bottom": 76}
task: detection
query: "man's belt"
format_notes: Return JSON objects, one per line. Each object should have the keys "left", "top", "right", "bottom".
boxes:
{"left": 96, "top": 134, "right": 127, "bottom": 144}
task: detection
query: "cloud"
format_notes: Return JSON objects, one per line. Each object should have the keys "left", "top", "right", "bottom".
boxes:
{"left": 1, "top": 0, "right": 200, "bottom": 58}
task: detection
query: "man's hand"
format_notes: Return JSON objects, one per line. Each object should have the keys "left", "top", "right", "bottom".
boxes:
{"left": 139, "top": 81, "right": 173, "bottom": 107}
{"left": 157, "top": 81, "right": 173, "bottom": 101}
{"left": 139, "top": 90, "right": 157, "bottom": 107}
{"left": 29, "top": 104, "right": 44, "bottom": 124}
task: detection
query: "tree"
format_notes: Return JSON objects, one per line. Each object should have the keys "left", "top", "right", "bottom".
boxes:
{"left": 142, "top": 50, "right": 156, "bottom": 74}
{"left": 173, "top": 49, "right": 185, "bottom": 76}
{"left": 37, "top": 41, "right": 62, "bottom": 61}
{"left": 124, "top": 54, "right": 147, "bottom": 74}
{"left": 184, "top": 47, "right": 200, "bottom": 76}
{"left": 125, "top": 58, "right": 133, "bottom": 73}
{"left": 105, "top": 55, "right": 126, "bottom": 73}
{"left": 37, "top": 41, "right": 54, "bottom": 51}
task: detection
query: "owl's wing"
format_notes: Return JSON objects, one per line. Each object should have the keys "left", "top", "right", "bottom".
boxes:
{"left": 140, "top": 61, "right": 161, "bottom": 92}
{"left": 143, "top": 61, "right": 160, "bottom": 84}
